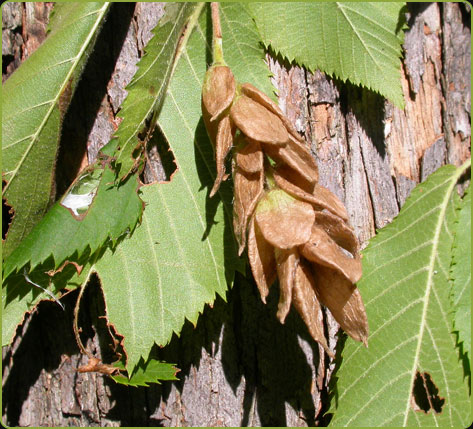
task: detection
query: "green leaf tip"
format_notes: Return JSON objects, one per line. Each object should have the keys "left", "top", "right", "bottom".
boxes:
{"left": 111, "top": 358, "right": 179, "bottom": 387}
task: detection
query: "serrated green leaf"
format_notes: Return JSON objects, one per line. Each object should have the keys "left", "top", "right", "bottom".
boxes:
{"left": 2, "top": 166, "right": 143, "bottom": 280}
{"left": 248, "top": 2, "right": 406, "bottom": 108}
{"left": 219, "top": 3, "right": 276, "bottom": 99}
{"left": 451, "top": 187, "right": 471, "bottom": 360}
{"left": 109, "top": 2, "right": 202, "bottom": 178}
{"left": 94, "top": 2, "right": 272, "bottom": 373}
{"left": 2, "top": 2, "right": 111, "bottom": 257}
{"left": 111, "top": 359, "right": 178, "bottom": 387}
{"left": 95, "top": 179, "right": 233, "bottom": 372}
{"left": 329, "top": 162, "right": 471, "bottom": 427}
{"left": 1, "top": 163, "right": 142, "bottom": 346}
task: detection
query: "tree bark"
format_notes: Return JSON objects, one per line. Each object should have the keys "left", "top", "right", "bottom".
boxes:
{"left": 2, "top": 2, "right": 470, "bottom": 426}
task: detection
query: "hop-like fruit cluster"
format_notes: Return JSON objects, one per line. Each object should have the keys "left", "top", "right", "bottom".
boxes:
{"left": 202, "top": 65, "right": 368, "bottom": 353}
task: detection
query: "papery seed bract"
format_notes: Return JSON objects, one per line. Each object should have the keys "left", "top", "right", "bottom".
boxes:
{"left": 255, "top": 189, "right": 315, "bottom": 249}
{"left": 240, "top": 82, "right": 305, "bottom": 145}
{"left": 273, "top": 167, "right": 349, "bottom": 221}
{"left": 313, "top": 211, "right": 358, "bottom": 253}
{"left": 248, "top": 216, "right": 277, "bottom": 302}
{"left": 263, "top": 135, "right": 318, "bottom": 188}
{"left": 210, "top": 115, "right": 233, "bottom": 197}
{"left": 233, "top": 166, "right": 264, "bottom": 255}
{"left": 300, "top": 225, "right": 362, "bottom": 284}
{"left": 230, "top": 95, "right": 289, "bottom": 145}
{"left": 202, "top": 65, "right": 236, "bottom": 121}
{"left": 234, "top": 138, "right": 263, "bottom": 174}
{"left": 292, "top": 261, "right": 332, "bottom": 356}
{"left": 275, "top": 248, "right": 299, "bottom": 323}
{"left": 272, "top": 163, "right": 315, "bottom": 194}
{"left": 312, "top": 265, "right": 369, "bottom": 346}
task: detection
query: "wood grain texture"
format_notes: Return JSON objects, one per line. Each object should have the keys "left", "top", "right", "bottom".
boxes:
{"left": 2, "top": 2, "right": 470, "bottom": 426}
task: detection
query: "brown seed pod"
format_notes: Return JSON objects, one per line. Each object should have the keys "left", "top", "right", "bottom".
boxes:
{"left": 201, "top": 63, "right": 368, "bottom": 349}
{"left": 255, "top": 189, "right": 315, "bottom": 249}
{"left": 202, "top": 65, "right": 236, "bottom": 122}
{"left": 230, "top": 95, "right": 289, "bottom": 145}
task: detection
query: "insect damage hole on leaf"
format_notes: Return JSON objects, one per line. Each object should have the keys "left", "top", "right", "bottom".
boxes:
{"left": 411, "top": 371, "right": 445, "bottom": 414}
{"left": 60, "top": 166, "right": 102, "bottom": 218}
{"left": 73, "top": 269, "right": 126, "bottom": 377}
{"left": 141, "top": 126, "right": 178, "bottom": 184}
{"left": 2, "top": 180, "right": 14, "bottom": 240}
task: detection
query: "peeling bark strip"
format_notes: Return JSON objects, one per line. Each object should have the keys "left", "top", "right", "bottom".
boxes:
{"left": 2, "top": 2, "right": 470, "bottom": 426}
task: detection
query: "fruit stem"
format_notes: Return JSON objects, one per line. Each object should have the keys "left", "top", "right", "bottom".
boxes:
{"left": 211, "top": 2, "right": 225, "bottom": 65}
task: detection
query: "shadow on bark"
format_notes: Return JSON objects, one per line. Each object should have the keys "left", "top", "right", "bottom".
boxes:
{"left": 54, "top": 2, "right": 136, "bottom": 198}
{"left": 2, "top": 284, "right": 100, "bottom": 426}
{"left": 337, "top": 80, "right": 387, "bottom": 159}
{"left": 101, "top": 271, "right": 325, "bottom": 426}
{"left": 230, "top": 273, "right": 322, "bottom": 426}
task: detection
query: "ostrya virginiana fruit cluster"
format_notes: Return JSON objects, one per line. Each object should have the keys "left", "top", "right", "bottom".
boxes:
{"left": 202, "top": 65, "right": 368, "bottom": 353}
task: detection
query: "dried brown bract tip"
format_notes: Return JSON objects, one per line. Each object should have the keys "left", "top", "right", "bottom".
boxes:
{"left": 233, "top": 170, "right": 264, "bottom": 255}
{"left": 248, "top": 216, "right": 276, "bottom": 302}
{"left": 202, "top": 65, "right": 236, "bottom": 196}
{"left": 210, "top": 115, "right": 233, "bottom": 197}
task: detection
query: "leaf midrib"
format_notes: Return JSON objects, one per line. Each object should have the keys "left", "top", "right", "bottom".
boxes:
{"left": 336, "top": 2, "right": 381, "bottom": 75}
{"left": 339, "top": 161, "right": 471, "bottom": 426}
{"left": 402, "top": 167, "right": 464, "bottom": 426}
{"left": 116, "top": 4, "right": 188, "bottom": 156}
{"left": 3, "top": 3, "right": 110, "bottom": 196}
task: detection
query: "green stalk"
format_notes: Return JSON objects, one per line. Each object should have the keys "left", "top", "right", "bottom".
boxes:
{"left": 211, "top": 2, "right": 225, "bottom": 65}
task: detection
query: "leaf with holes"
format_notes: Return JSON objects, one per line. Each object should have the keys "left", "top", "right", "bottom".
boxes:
{"left": 328, "top": 162, "right": 471, "bottom": 427}
{"left": 94, "top": 2, "right": 270, "bottom": 372}
{"left": 450, "top": 186, "right": 471, "bottom": 361}
{"left": 2, "top": 166, "right": 143, "bottom": 346}
{"left": 103, "top": 2, "right": 202, "bottom": 178}
{"left": 2, "top": 166, "right": 143, "bottom": 280}
{"left": 248, "top": 2, "right": 406, "bottom": 108}
{"left": 2, "top": 2, "right": 111, "bottom": 258}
